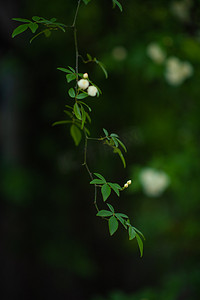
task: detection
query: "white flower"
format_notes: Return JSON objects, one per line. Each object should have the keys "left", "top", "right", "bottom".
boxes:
{"left": 165, "top": 56, "right": 193, "bottom": 86}
{"left": 124, "top": 183, "right": 129, "bottom": 188}
{"left": 78, "top": 79, "right": 89, "bottom": 90}
{"left": 146, "top": 43, "right": 166, "bottom": 64}
{"left": 127, "top": 180, "right": 132, "bottom": 185}
{"left": 87, "top": 86, "right": 98, "bottom": 97}
{"left": 83, "top": 73, "right": 88, "bottom": 79}
{"left": 139, "top": 168, "right": 170, "bottom": 197}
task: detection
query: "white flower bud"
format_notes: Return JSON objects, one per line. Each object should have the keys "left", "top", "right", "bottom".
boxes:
{"left": 127, "top": 180, "right": 132, "bottom": 185}
{"left": 78, "top": 79, "right": 89, "bottom": 90}
{"left": 124, "top": 183, "right": 129, "bottom": 188}
{"left": 83, "top": 73, "right": 88, "bottom": 79}
{"left": 88, "top": 86, "right": 98, "bottom": 97}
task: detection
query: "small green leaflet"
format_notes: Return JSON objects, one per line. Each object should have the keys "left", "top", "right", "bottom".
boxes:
{"left": 112, "top": 0, "right": 123, "bottom": 12}
{"left": 12, "top": 24, "right": 29, "bottom": 38}
{"left": 96, "top": 210, "right": 113, "bottom": 217}
{"left": 73, "top": 103, "right": 82, "bottom": 120}
{"left": 101, "top": 184, "right": 111, "bottom": 202}
{"left": 70, "top": 124, "right": 82, "bottom": 146}
{"left": 128, "top": 226, "right": 136, "bottom": 240}
{"left": 103, "top": 128, "right": 109, "bottom": 137}
{"left": 81, "top": 106, "right": 86, "bottom": 129}
{"left": 69, "top": 88, "right": 75, "bottom": 98}
{"left": 82, "top": 0, "right": 92, "bottom": 4}
{"left": 90, "top": 179, "right": 104, "bottom": 185}
{"left": 107, "top": 203, "right": 114, "bottom": 213}
{"left": 28, "top": 22, "right": 38, "bottom": 33}
{"left": 52, "top": 120, "right": 72, "bottom": 126}
{"left": 108, "top": 182, "right": 120, "bottom": 196}
{"left": 12, "top": 18, "right": 31, "bottom": 22}
{"left": 136, "top": 233, "right": 144, "bottom": 257}
{"left": 113, "top": 148, "right": 126, "bottom": 168}
{"left": 77, "top": 93, "right": 88, "bottom": 99}
{"left": 57, "top": 67, "right": 72, "bottom": 74}
{"left": 109, "top": 216, "right": 118, "bottom": 235}
{"left": 93, "top": 173, "right": 106, "bottom": 182}
{"left": 66, "top": 73, "right": 76, "bottom": 83}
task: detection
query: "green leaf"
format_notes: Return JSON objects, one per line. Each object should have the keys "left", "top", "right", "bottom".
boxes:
{"left": 103, "top": 128, "right": 109, "bottom": 136}
{"left": 112, "top": 136, "right": 119, "bottom": 147}
{"left": 110, "top": 133, "right": 119, "bottom": 138}
{"left": 50, "top": 17, "right": 57, "bottom": 22}
{"left": 44, "top": 29, "right": 51, "bottom": 37}
{"left": 52, "top": 120, "right": 72, "bottom": 126}
{"left": 74, "top": 103, "right": 82, "bottom": 120}
{"left": 96, "top": 60, "right": 108, "bottom": 79}
{"left": 78, "top": 101, "right": 91, "bottom": 112}
{"left": 66, "top": 73, "right": 76, "bottom": 83}
{"left": 136, "top": 233, "right": 144, "bottom": 257}
{"left": 57, "top": 67, "right": 72, "bottom": 74}
{"left": 32, "top": 16, "right": 40, "bottom": 21}
{"left": 86, "top": 112, "right": 91, "bottom": 123}
{"left": 12, "top": 24, "right": 29, "bottom": 38}
{"left": 70, "top": 124, "right": 82, "bottom": 146}
{"left": 116, "top": 138, "right": 127, "bottom": 152}
{"left": 112, "top": 0, "right": 123, "bottom": 12}
{"left": 96, "top": 210, "right": 113, "bottom": 217}
{"left": 132, "top": 227, "right": 145, "bottom": 240}
{"left": 77, "top": 93, "right": 88, "bottom": 99}
{"left": 82, "top": 0, "right": 91, "bottom": 5}
{"left": 101, "top": 184, "right": 111, "bottom": 202}
{"left": 93, "top": 173, "right": 106, "bottom": 182}
{"left": 115, "top": 213, "right": 129, "bottom": 218}
{"left": 107, "top": 203, "right": 114, "bottom": 213}
{"left": 108, "top": 182, "right": 120, "bottom": 196}
{"left": 115, "top": 214, "right": 127, "bottom": 229}
{"left": 64, "top": 105, "right": 73, "bottom": 110}
{"left": 69, "top": 88, "right": 76, "bottom": 98}
{"left": 109, "top": 216, "right": 118, "bottom": 236}
{"left": 68, "top": 66, "right": 75, "bottom": 72}
{"left": 12, "top": 18, "right": 31, "bottom": 22}
{"left": 129, "top": 226, "right": 136, "bottom": 240}
{"left": 90, "top": 179, "right": 104, "bottom": 185}
{"left": 28, "top": 22, "right": 38, "bottom": 33}
{"left": 73, "top": 103, "right": 82, "bottom": 120}
{"left": 113, "top": 148, "right": 126, "bottom": 168}
{"left": 87, "top": 53, "right": 92, "bottom": 60}
{"left": 81, "top": 106, "right": 86, "bottom": 129}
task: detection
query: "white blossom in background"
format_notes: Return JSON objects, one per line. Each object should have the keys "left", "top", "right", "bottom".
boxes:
{"left": 146, "top": 43, "right": 166, "bottom": 64}
{"left": 87, "top": 86, "right": 98, "bottom": 97}
{"left": 165, "top": 56, "right": 193, "bottom": 86}
{"left": 112, "top": 46, "right": 127, "bottom": 61}
{"left": 171, "top": 0, "right": 192, "bottom": 22}
{"left": 139, "top": 168, "right": 170, "bottom": 197}
{"left": 78, "top": 79, "right": 89, "bottom": 90}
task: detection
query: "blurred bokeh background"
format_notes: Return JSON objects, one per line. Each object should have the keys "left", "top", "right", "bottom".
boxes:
{"left": 0, "top": 0, "right": 200, "bottom": 299}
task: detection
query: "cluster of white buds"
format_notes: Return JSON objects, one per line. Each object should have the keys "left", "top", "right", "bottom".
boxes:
{"left": 124, "top": 180, "right": 132, "bottom": 189}
{"left": 77, "top": 73, "right": 98, "bottom": 97}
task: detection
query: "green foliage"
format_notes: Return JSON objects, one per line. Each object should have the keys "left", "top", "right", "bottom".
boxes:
{"left": 82, "top": 0, "right": 92, "bottom": 5}
{"left": 102, "top": 129, "right": 127, "bottom": 168}
{"left": 12, "top": 0, "right": 144, "bottom": 258}
{"left": 81, "top": 53, "right": 108, "bottom": 78}
{"left": 12, "top": 16, "right": 66, "bottom": 42}
{"left": 70, "top": 124, "right": 82, "bottom": 146}
{"left": 112, "top": 0, "right": 123, "bottom": 12}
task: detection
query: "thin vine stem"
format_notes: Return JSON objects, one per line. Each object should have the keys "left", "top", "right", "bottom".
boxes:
{"left": 71, "top": 1, "right": 99, "bottom": 213}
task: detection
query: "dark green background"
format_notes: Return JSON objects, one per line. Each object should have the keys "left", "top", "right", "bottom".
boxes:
{"left": 0, "top": 0, "right": 200, "bottom": 299}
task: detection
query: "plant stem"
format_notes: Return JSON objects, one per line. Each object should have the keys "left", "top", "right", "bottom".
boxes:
{"left": 72, "top": 0, "right": 99, "bottom": 213}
